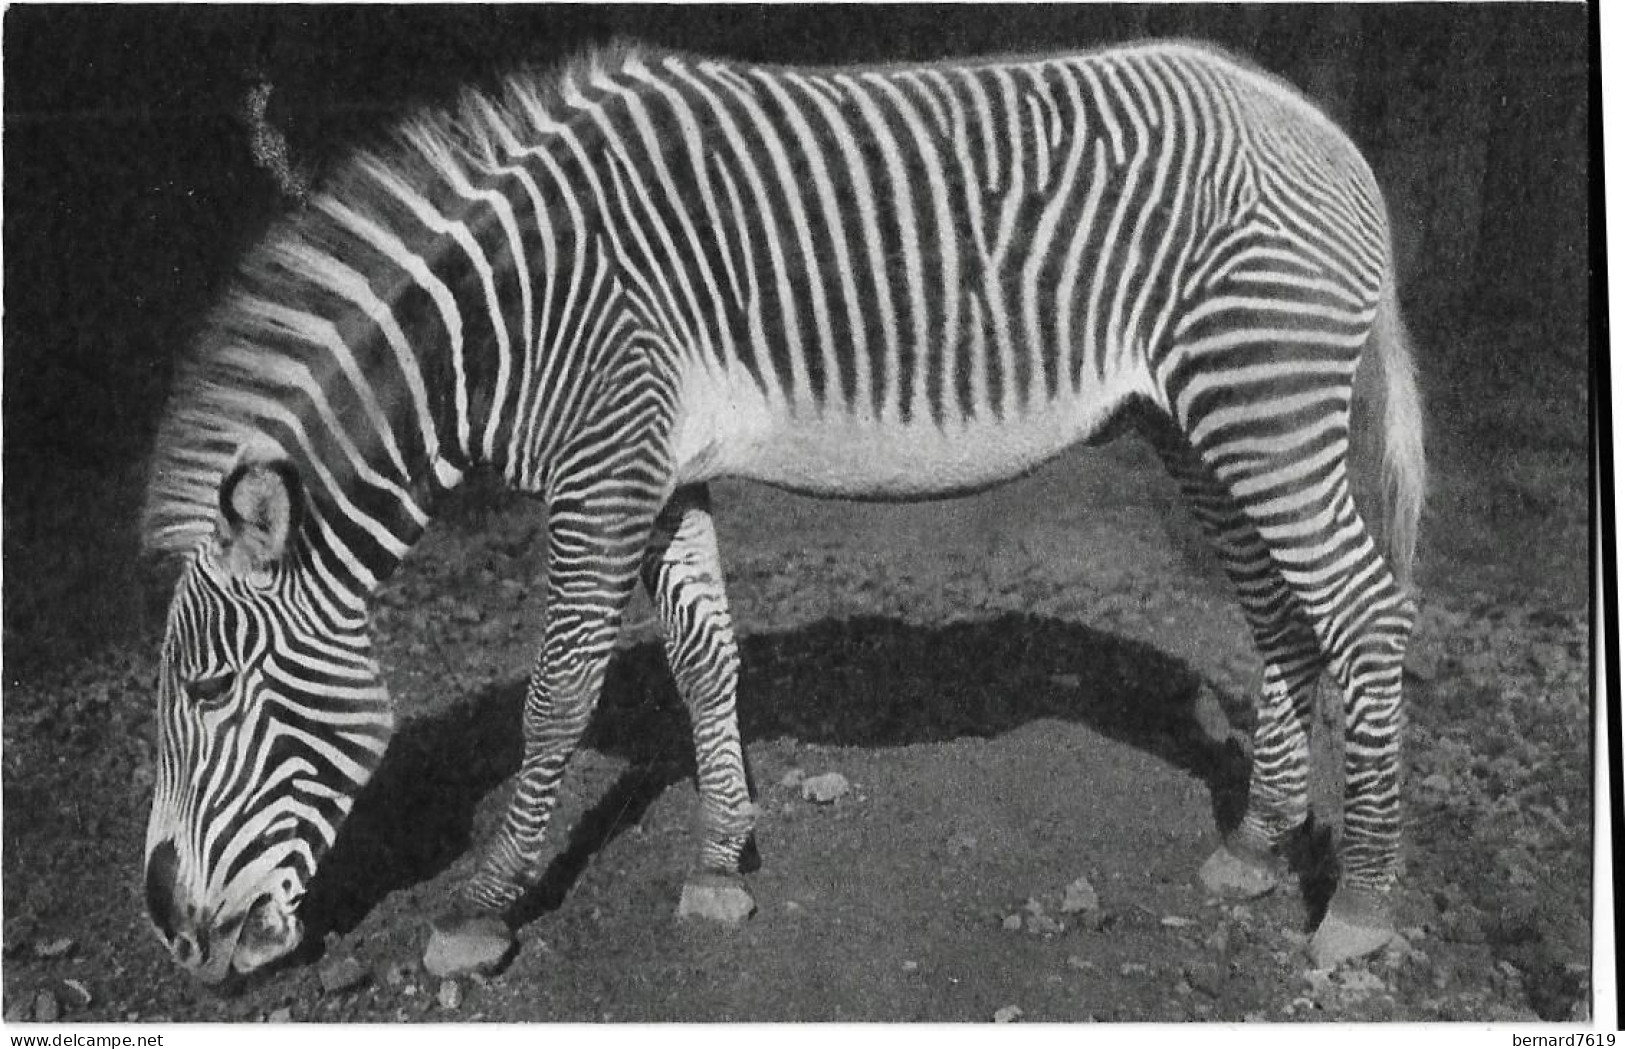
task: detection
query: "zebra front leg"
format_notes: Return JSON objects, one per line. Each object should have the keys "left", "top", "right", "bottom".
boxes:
{"left": 1151, "top": 428, "right": 1322, "bottom": 900}
{"left": 450, "top": 474, "right": 664, "bottom": 931}
{"left": 640, "top": 485, "right": 758, "bottom": 925}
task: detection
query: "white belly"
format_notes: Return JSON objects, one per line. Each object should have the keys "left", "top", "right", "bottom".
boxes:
{"left": 671, "top": 366, "right": 1154, "bottom": 499}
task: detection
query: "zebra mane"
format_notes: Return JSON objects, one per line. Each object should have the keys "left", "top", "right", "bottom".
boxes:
{"left": 140, "top": 40, "right": 647, "bottom": 558}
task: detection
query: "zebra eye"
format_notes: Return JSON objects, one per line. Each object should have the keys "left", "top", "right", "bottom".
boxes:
{"left": 185, "top": 672, "right": 237, "bottom": 709}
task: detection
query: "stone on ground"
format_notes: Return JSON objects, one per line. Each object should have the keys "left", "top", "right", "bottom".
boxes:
{"left": 436, "top": 979, "right": 463, "bottom": 1011}
{"left": 800, "top": 772, "right": 851, "bottom": 804}
{"left": 424, "top": 914, "right": 515, "bottom": 978}
{"left": 32, "top": 990, "right": 59, "bottom": 1022}
{"left": 993, "top": 1004, "right": 1023, "bottom": 1023}
{"left": 677, "top": 873, "right": 756, "bottom": 925}
{"left": 1059, "top": 875, "right": 1099, "bottom": 914}
{"left": 1198, "top": 844, "right": 1279, "bottom": 899}
{"left": 319, "top": 955, "right": 370, "bottom": 995}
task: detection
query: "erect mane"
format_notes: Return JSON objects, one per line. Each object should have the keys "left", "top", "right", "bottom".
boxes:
{"left": 140, "top": 40, "right": 648, "bottom": 558}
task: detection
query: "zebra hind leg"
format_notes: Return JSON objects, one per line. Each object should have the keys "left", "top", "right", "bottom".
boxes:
{"left": 1184, "top": 420, "right": 1414, "bottom": 967}
{"left": 641, "top": 485, "right": 758, "bottom": 926}
{"left": 1151, "top": 429, "right": 1323, "bottom": 901}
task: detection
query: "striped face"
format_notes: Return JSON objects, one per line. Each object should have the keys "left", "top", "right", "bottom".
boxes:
{"left": 143, "top": 461, "right": 393, "bottom": 983}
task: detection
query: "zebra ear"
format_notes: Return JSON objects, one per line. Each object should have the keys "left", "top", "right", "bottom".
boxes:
{"left": 216, "top": 458, "right": 302, "bottom": 575}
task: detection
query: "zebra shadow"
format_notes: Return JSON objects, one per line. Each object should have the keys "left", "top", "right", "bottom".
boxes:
{"left": 301, "top": 613, "right": 1294, "bottom": 944}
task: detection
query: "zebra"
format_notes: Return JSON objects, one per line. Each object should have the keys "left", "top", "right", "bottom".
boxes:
{"left": 141, "top": 38, "right": 1425, "bottom": 985}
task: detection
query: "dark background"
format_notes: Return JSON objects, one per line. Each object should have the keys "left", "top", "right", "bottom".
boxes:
{"left": 2, "top": 5, "right": 1591, "bottom": 676}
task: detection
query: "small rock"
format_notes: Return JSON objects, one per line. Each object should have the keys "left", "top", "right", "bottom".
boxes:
{"left": 1001, "top": 913, "right": 1024, "bottom": 932}
{"left": 1160, "top": 915, "right": 1195, "bottom": 929}
{"left": 424, "top": 915, "right": 515, "bottom": 978}
{"left": 902, "top": 960, "right": 919, "bottom": 973}
{"left": 993, "top": 1005, "right": 1023, "bottom": 1023}
{"left": 1027, "top": 913, "right": 1065, "bottom": 936}
{"left": 319, "top": 956, "right": 369, "bottom": 995}
{"left": 800, "top": 772, "right": 851, "bottom": 804}
{"left": 784, "top": 901, "right": 803, "bottom": 914}
{"left": 60, "top": 980, "right": 91, "bottom": 1009}
{"left": 266, "top": 1006, "right": 293, "bottom": 1023}
{"left": 778, "top": 768, "right": 807, "bottom": 789}
{"left": 1183, "top": 961, "right": 1223, "bottom": 999}
{"left": 1341, "top": 970, "right": 1387, "bottom": 996}
{"left": 436, "top": 980, "right": 463, "bottom": 1011}
{"left": 1060, "top": 876, "right": 1099, "bottom": 914}
{"left": 677, "top": 874, "right": 756, "bottom": 925}
{"left": 32, "top": 990, "right": 60, "bottom": 1022}
{"left": 34, "top": 937, "right": 74, "bottom": 960}
{"left": 382, "top": 961, "right": 416, "bottom": 987}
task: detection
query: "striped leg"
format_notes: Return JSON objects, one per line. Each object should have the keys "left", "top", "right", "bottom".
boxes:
{"left": 640, "top": 485, "right": 758, "bottom": 924}
{"left": 461, "top": 393, "right": 676, "bottom": 917}
{"left": 1150, "top": 429, "right": 1323, "bottom": 898}
{"left": 1182, "top": 408, "right": 1414, "bottom": 966}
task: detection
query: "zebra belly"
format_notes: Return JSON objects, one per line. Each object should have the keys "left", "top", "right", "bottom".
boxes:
{"left": 671, "top": 368, "right": 1153, "bottom": 500}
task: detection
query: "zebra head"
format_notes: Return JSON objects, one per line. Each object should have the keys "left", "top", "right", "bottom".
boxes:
{"left": 144, "top": 455, "right": 394, "bottom": 983}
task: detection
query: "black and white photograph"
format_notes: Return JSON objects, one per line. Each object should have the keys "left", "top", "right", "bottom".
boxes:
{"left": 1, "top": 2, "right": 1603, "bottom": 1028}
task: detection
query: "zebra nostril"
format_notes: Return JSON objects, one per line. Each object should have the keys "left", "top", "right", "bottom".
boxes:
{"left": 145, "top": 840, "right": 181, "bottom": 942}
{"left": 173, "top": 930, "right": 200, "bottom": 965}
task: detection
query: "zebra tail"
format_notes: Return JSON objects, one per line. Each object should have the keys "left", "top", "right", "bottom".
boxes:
{"left": 1370, "top": 273, "right": 1426, "bottom": 593}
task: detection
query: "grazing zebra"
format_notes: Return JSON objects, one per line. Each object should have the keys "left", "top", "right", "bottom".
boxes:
{"left": 142, "top": 38, "right": 1424, "bottom": 984}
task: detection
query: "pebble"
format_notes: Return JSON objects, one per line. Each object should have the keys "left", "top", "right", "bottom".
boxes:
{"left": 382, "top": 961, "right": 416, "bottom": 987}
{"left": 800, "top": 772, "right": 851, "bottom": 804}
{"left": 61, "top": 980, "right": 91, "bottom": 1009}
{"left": 266, "top": 1006, "right": 293, "bottom": 1023}
{"left": 1060, "top": 876, "right": 1099, "bottom": 914}
{"left": 677, "top": 874, "right": 756, "bottom": 925}
{"left": 32, "top": 990, "right": 60, "bottom": 1022}
{"left": 319, "top": 956, "right": 370, "bottom": 995}
{"left": 993, "top": 1005, "right": 1023, "bottom": 1023}
{"left": 34, "top": 938, "right": 74, "bottom": 960}
{"left": 1183, "top": 961, "right": 1223, "bottom": 999}
{"left": 424, "top": 915, "right": 515, "bottom": 978}
{"left": 437, "top": 980, "right": 463, "bottom": 1011}
{"left": 1001, "top": 914, "right": 1024, "bottom": 932}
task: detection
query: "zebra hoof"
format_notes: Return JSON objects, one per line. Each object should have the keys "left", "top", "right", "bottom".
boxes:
{"left": 1198, "top": 842, "right": 1280, "bottom": 899}
{"left": 1308, "top": 888, "right": 1396, "bottom": 968}
{"left": 677, "top": 873, "right": 757, "bottom": 926}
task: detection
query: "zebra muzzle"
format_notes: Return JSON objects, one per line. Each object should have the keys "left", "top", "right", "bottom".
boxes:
{"left": 230, "top": 892, "right": 304, "bottom": 975}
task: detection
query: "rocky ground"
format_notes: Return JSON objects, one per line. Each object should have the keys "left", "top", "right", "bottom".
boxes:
{"left": 0, "top": 321, "right": 1596, "bottom": 1022}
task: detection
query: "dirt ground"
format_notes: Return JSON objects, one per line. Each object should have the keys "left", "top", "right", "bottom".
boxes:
{"left": 0, "top": 318, "right": 1594, "bottom": 1023}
